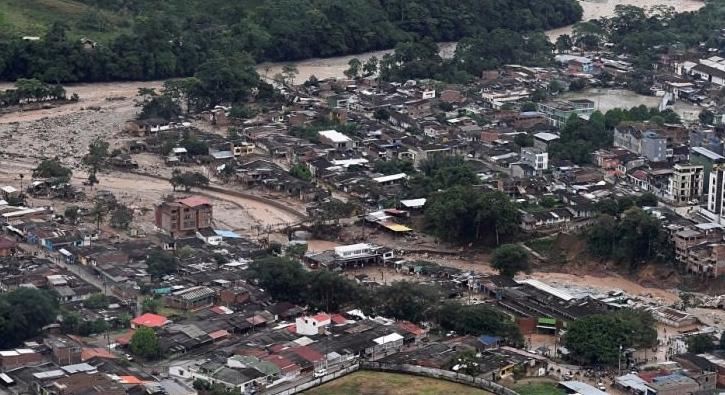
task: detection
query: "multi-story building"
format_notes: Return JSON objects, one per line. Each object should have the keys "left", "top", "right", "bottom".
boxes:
{"left": 668, "top": 164, "right": 704, "bottom": 204}
{"left": 613, "top": 126, "right": 667, "bottom": 162}
{"left": 537, "top": 99, "right": 595, "bottom": 128}
{"left": 520, "top": 147, "right": 549, "bottom": 172}
{"left": 691, "top": 146, "right": 725, "bottom": 192}
{"left": 155, "top": 196, "right": 213, "bottom": 237}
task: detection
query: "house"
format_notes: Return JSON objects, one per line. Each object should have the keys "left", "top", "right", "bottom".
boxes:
{"left": 155, "top": 196, "right": 213, "bottom": 237}
{"left": 533, "top": 132, "right": 559, "bottom": 152}
{"left": 537, "top": 100, "right": 595, "bottom": 128}
{"left": 166, "top": 286, "right": 216, "bottom": 311}
{"left": 0, "top": 237, "right": 17, "bottom": 257}
{"left": 295, "top": 313, "right": 331, "bottom": 336}
{"left": 690, "top": 56, "right": 725, "bottom": 86}
{"left": 614, "top": 126, "right": 667, "bottom": 162}
{"left": 196, "top": 227, "right": 222, "bottom": 246}
{"left": 131, "top": 313, "right": 169, "bottom": 329}
{"left": 318, "top": 130, "right": 354, "bottom": 150}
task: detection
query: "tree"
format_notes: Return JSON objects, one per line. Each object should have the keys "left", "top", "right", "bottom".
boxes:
{"left": 344, "top": 58, "right": 362, "bottom": 79}
{"left": 33, "top": 159, "right": 72, "bottom": 183}
{"left": 130, "top": 327, "right": 161, "bottom": 359}
{"left": 686, "top": 334, "right": 716, "bottom": 354}
{"left": 564, "top": 310, "right": 657, "bottom": 366}
{"left": 82, "top": 138, "right": 109, "bottom": 186}
{"left": 142, "top": 297, "right": 160, "bottom": 314}
{"left": 374, "top": 108, "right": 390, "bottom": 121}
{"left": 363, "top": 56, "right": 379, "bottom": 77}
{"left": 139, "top": 94, "right": 181, "bottom": 120}
{"left": 147, "top": 251, "right": 177, "bottom": 278}
{"left": 179, "top": 172, "right": 209, "bottom": 191}
{"left": 491, "top": 244, "right": 530, "bottom": 277}
{"left": 289, "top": 164, "right": 312, "bottom": 181}
{"left": 555, "top": 34, "right": 573, "bottom": 53}
{"left": 84, "top": 293, "right": 109, "bottom": 309}
{"left": 425, "top": 186, "right": 520, "bottom": 246}
{"left": 110, "top": 204, "right": 133, "bottom": 229}
{"left": 0, "top": 288, "right": 58, "bottom": 347}
{"left": 367, "top": 282, "right": 442, "bottom": 323}
{"left": 635, "top": 192, "right": 658, "bottom": 207}
{"left": 433, "top": 303, "right": 523, "bottom": 346}
{"left": 89, "top": 200, "right": 109, "bottom": 231}
{"left": 64, "top": 205, "right": 80, "bottom": 223}
{"left": 699, "top": 109, "right": 715, "bottom": 125}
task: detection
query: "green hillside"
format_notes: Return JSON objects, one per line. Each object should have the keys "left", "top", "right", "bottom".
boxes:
{"left": 0, "top": 0, "right": 126, "bottom": 40}
{"left": 0, "top": 0, "right": 583, "bottom": 82}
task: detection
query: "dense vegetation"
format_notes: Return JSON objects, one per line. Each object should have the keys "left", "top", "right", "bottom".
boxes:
{"left": 586, "top": 207, "right": 673, "bottom": 272}
{"left": 249, "top": 255, "right": 522, "bottom": 343}
{"left": 425, "top": 186, "right": 521, "bottom": 246}
{"left": 0, "top": 288, "right": 59, "bottom": 348}
{"left": 572, "top": 3, "right": 725, "bottom": 66}
{"left": 0, "top": 0, "right": 582, "bottom": 83}
{"left": 564, "top": 309, "right": 657, "bottom": 366}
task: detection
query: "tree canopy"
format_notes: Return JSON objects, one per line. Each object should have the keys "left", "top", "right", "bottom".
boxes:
{"left": 146, "top": 250, "right": 177, "bottom": 278}
{"left": 130, "top": 326, "right": 161, "bottom": 359}
{"left": 0, "top": 288, "right": 59, "bottom": 348}
{"left": 0, "top": 0, "right": 582, "bottom": 83}
{"left": 564, "top": 309, "right": 657, "bottom": 366}
{"left": 425, "top": 186, "right": 520, "bottom": 245}
{"left": 33, "top": 159, "right": 72, "bottom": 183}
{"left": 586, "top": 207, "right": 672, "bottom": 271}
{"left": 491, "top": 244, "right": 531, "bottom": 277}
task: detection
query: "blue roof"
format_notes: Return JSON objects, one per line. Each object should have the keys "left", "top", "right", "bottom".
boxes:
{"left": 478, "top": 335, "right": 501, "bottom": 346}
{"left": 215, "top": 229, "right": 242, "bottom": 239}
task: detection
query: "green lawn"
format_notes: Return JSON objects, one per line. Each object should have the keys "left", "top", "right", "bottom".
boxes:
{"left": 305, "top": 371, "right": 493, "bottom": 395}
{"left": 513, "top": 382, "right": 566, "bottom": 395}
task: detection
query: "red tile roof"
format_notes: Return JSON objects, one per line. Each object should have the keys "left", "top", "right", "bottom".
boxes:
{"left": 312, "top": 313, "right": 330, "bottom": 322}
{"left": 81, "top": 348, "right": 118, "bottom": 361}
{"left": 396, "top": 320, "right": 426, "bottom": 336}
{"left": 177, "top": 196, "right": 211, "bottom": 208}
{"left": 290, "top": 346, "right": 324, "bottom": 363}
{"left": 131, "top": 313, "right": 168, "bottom": 328}
{"left": 209, "top": 329, "right": 230, "bottom": 340}
{"left": 115, "top": 330, "right": 135, "bottom": 346}
{"left": 330, "top": 314, "right": 348, "bottom": 325}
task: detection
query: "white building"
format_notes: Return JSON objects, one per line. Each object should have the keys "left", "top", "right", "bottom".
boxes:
{"left": 295, "top": 313, "right": 331, "bottom": 336}
{"left": 668, "top": 164, "right": 704, "bottom": 205}
{"left": 705, "top": 163, "right": 725, "bottom": 223}
{"left": 520, "top": 147, "right": 549, "bottom": 172}
{"left": 318, "top": 130, "right": 354, "bottom": 150}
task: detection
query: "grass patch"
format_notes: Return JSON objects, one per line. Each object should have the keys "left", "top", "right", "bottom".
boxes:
{"left": 305, "top": 371, "right": 493, "bottom": 395}
{"left": 525, "top": 237, "right": 555, "bottom": 255}
{"left": 513, "top": 383, "right": 566, "bottom": 395}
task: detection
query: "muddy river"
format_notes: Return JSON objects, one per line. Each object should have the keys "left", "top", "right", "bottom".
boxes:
{"left": 260, "top": 0, "right": 705, "bottom": 82}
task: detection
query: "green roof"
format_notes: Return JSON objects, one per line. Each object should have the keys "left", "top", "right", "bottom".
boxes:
{"left": 538, "top": 317, "right": 556, "bottom": 325}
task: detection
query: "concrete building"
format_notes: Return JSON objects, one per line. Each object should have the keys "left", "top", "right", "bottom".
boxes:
{"left": 537, "top": 99, "right": 595, "bottom": 128}
{"left": 613, "top": 126, "right": 667, "bottom": 162}
{"left": 520, "top": 147, "right": 548, "bottom": 172}
{"left": 318, "top": 130, "right": 354, "bottom": 150}
{"left": 533, "top": 132, "right": 559, "bottom": 152}
{"left": 706, "top": 164, "right": 725, "bottom": 223}
{"left": 668, "top": 164, "right": 704, "bottom": 204}
{"left": 691, "top": 147, "right": 725, "bottom": 192}
{"left": 155, "top": 196, "right": 213, "bottom": 238}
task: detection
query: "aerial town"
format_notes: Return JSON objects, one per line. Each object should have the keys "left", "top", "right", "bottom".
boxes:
{"left": 0, "top": 0, "right": 723, "bottom": 395}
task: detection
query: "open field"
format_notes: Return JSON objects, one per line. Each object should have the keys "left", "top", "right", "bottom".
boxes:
{"left": 304, "top": 371, "right": 493, "bottom": 395}
{"left": 513, "top": 382, "right": 566, "bottom": 395}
